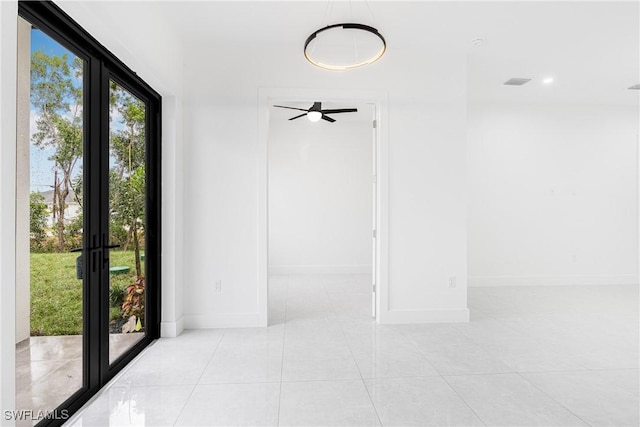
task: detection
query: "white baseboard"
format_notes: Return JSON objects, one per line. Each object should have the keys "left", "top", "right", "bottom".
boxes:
{"left": 160, "top": 316, "right": 184, "bottom": 337}
{"left": 183, "top": 313, "right": 264, "bottom": 329}
{"left": 469, "top": 274, "right": 639, "bottom": 287}
{"left": 380, "top": 308, "right": 469, "bottom": 324}
{"left": 269, "top": 264, "right": 371, "bottom": 275}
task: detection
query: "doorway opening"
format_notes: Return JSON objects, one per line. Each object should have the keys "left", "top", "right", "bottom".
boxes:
{"left": 266, "top": 99, "right": 378, "bottom": 325}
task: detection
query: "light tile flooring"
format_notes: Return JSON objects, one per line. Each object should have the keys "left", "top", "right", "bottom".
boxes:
{"left": 67, "top": 275, "right": 639, "bottom": 426}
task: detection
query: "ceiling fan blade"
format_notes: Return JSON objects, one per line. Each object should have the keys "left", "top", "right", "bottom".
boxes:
{"left": 289, "top": 113, "right": 307, "bottom": 121}
{"left": 321, "top": 108, "right": 358, "bottom": 114}
{"left": 321, "top": 115, "right": 336, "bottom": 123}
{"left": 274, "top": 105, "right": 309, "bottom": 112}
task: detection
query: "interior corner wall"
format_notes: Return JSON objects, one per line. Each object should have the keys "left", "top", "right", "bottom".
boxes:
{"left": 182, "top": 42, "right": 469, "bottom": 327}
{"left": 160, "top": 95, "right": 185, "bottom": 337}
{"left": 268, "top": 110, "right": 373, "bottom": 275}
{"left": 468, "top": 103, "right": 639, "bottom": 286}
{"left": 0, "top": 0, "right": 18, "bottom": 419}
{"left": 15, "top": 16, "right": 31, "bottom": 345}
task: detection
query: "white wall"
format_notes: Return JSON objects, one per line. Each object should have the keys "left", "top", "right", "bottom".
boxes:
{"left": 182, "top": 40, "right": 469, "bottom": 327}
{"left": 468, "top": 104, "right": 639, "bottom": 286}
{"left": 268, "top": 106, "right": 373, "bottom": 275}
{"left": 0, "top": 0, "right": 18, "bottom": 420}
{"left": 15, "top": 17, "right": 31, "bottom": 344}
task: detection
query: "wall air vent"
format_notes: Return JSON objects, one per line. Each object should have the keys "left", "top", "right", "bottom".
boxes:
{"left": 628, "top": 84, "right": 640, "bottom": 90}
{"left": 503, "top": 78, "right": 532, "bottom": 86}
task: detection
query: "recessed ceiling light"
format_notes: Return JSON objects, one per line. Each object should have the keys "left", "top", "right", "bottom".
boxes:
{"left": 628, "top": 84, "right": 640, "bottom": 90}
{"left": 543, "top": 77, "right": 554, "bottom": 84}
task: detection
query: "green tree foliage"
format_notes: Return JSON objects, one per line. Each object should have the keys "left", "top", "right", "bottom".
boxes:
{"left": 30, "top": 192, "right": 48, "bottom": 251}
{"left": 109, "top": 83, "right": 146, "bottom": 276}
{"left": 30, "top": 51, "right": 83, "bottom": 252}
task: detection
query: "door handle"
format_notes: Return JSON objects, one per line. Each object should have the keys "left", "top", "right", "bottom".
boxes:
{"left": 102, "top": 244, "right": 120, "bottom": 268}
{"left": 72, "top": 249, "right": 84, "bottom": 279}
{"left": 70, "top": 245, "right": 119, "bottom": 278}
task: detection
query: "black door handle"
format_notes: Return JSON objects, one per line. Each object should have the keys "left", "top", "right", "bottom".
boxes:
{"left": 71, "top": 244, "right": 118, "bottom": 279}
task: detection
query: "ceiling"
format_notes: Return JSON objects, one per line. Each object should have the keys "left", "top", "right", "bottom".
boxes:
{"left": 121, "top": 1, "right": 640, "bottom": 106}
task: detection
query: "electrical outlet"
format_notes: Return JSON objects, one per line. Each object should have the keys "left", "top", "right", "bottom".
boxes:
{"left": 448, "top": 276, "right": 456, "bottom": 288}
{"left": 214, "top": 280, "right": 222, "bottom": 292}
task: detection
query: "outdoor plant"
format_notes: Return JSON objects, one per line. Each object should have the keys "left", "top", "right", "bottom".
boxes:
{"left": 122, "top": 275, "right": 145, "bottom": 327}
{"left": 110, "top": 306, "right": 122, "bottom": 322}
{"left": 29, "top": 192, "right": 48, "bottom": 251}
{"left": 109, "top": 283, "right": 126, "bottom": 308}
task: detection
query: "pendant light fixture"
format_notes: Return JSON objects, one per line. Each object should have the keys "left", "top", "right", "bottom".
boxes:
{"left": 304, "top": 1, "right": 386, "bottom": 71}
{"left": 304, "top": 23, "right": 386, "bottom": 71}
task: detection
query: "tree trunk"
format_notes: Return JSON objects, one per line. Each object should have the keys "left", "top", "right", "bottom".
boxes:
{"left": 56, "top": 182, "right": 68, "bottom": 252}
{"left": 123, "top": 228, "right": 133, "bottom": 252}
{"left": 132, "top": 222, "right": 141, "bottom": 277}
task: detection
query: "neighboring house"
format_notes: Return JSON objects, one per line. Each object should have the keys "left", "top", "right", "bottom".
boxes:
{"left": 39, "top": 188, "right": 81, "bottom": 230}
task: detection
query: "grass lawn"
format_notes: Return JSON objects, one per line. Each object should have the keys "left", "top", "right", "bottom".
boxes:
{"left": 30, "top": 250, "right": 143, "bottom": 336}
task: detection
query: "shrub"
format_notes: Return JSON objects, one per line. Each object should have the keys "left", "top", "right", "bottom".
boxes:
{"left": 110, "top": 306, "right": 122, "bottom": 321}
{"left": 30, "top": 193, "right": 48, "bottom": 250}
{"left": 122, "top": 275, "right": 144, "bottom": 326}
{"left": 109, "top": 283, "right": 126, "bottom": 307}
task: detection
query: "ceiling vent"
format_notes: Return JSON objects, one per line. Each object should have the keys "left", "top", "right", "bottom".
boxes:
{"left": 503, "top": 78, "right": 532, "bottom": 86}
{"left": 628, "top": 84, "right": 640, "bottom": 90}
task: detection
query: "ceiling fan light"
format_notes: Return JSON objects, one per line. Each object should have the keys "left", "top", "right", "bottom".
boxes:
{"left": 307, "top": 111, "right": 322, "bottom": 122}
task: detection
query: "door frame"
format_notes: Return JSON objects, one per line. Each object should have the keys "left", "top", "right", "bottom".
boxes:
{"left": 257, "top": 88, "right": 389, "bottom": 325}
{"left": 16, "top": 2, "right": 161, "bottom": 424}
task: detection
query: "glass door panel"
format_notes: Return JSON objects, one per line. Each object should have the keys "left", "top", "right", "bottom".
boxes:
{"left": 108, "top": 81, "right": 147, "bottom": 364}
{"left": 17, "top": 3, "right": 161, "bottom": 423}
{"left": 16, "top": 21, "right": 85, "bottom": 425}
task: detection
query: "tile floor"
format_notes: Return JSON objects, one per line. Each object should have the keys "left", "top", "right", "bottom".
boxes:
{"left": 66, "top": 275, "right": 639, "bottom": 426}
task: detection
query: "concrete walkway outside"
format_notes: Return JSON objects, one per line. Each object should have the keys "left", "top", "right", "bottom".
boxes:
{"left": 15, "top": 333, "right": 143, "bottom": 426}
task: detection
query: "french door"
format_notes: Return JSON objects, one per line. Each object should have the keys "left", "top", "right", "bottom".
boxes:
{"left": 17, "top": 2, "right": 160, "bottom": 426}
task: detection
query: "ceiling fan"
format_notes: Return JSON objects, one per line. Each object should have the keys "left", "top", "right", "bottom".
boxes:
{"left": 273, "top": 102, "right": 357, "bottom": 123}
